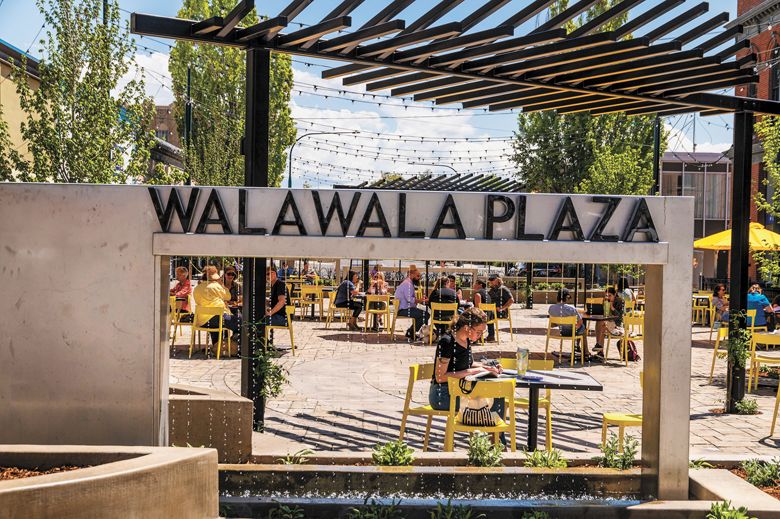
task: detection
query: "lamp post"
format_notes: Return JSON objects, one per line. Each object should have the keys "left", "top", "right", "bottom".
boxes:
{"left": 288, "top": 131, "right": 359, "bottom": 188}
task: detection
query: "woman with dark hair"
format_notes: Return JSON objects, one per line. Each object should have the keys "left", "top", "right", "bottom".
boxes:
{"left": 713, "top": 283, "right": 729, "bottom": 323}
{"left": 335, "top": 270, "right": 363, "bottom": 331}
{"left": 617, "top": 277, "right": 635, "bottom": 303}
{"left": 429, "top": 308, "right": 505, "bottom": 429}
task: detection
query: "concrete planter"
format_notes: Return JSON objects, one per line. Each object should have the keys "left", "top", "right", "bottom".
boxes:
{"left": 0, "top": 446, "right": 217, "bottom": 519}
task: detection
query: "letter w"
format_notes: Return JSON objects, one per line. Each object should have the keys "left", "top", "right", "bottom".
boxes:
{"left": 148, "top": 187, "right": 200, "bottom": 233}
{"left": 312, "top": 192, "right": 361, "bottom": 236}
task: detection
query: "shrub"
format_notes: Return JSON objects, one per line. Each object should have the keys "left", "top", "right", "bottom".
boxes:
{"left": 524, "top": 449, "right": 568, "bottom": 469}
{"left": 734, "top": 399, "right": 759, "bottom": 415}
{"left": 372, "top": 440, "right": 414, "bottom": 466}
{"left": 594, "top": 433, "right": 638, "bottom": 470}
{"left": 706, "top": 501, "right": 756, "bottom": 519}
{"left": 428, "top": 499, "right": 485, "bottom": 519}
{"left": 277, "top": 448, "right": 314, "bottom": 465}
{"left": 467, "top": 431, "right": 503, "bottom": 467}
{"left": 347, "top": 498, "right": 405, "bottom": 519}
{"left": 741, "top": 458, "right": 780, "bottom": 487}
{"left": 690, "top": 459, "right": 714, "bottom": 469}
{"left": 267, "top": 503, "right": 305, "bottom": 519}
{"left": 519, "top": 513, "right": 551, "bottom": 519}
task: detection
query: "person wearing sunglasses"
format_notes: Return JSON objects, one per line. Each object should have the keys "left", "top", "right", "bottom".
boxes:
{"left": 223, "top": 266, "right": 242, "bottom": 316}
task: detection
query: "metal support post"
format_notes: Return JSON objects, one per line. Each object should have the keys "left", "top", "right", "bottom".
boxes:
{"left": 242, "top": 48, "right": 271, "bottom": 431}
{"left": 652, "top": 115, "right": 661, "bottom": 195}
{"left": 526, "top": 263, "right": 533, "bottom": 309}
{"left": 727, "top": 110, "right": 753, "bottom": 413}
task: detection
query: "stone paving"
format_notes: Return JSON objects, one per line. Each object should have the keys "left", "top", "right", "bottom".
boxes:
{"left": 170, "top": 305, "right": 780, "bottom": 457}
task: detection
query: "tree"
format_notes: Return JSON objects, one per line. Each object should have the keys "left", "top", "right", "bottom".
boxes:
{"left": 6, "top": 0, "right": 155, "bottom": 183}
{"left": 510, "top": 0, "right": 661, "bottom": 195}
{"left": 754, "top": 116, "right": 780, "bottom": 280}
{"left": 0, "top": 103, "right": 26, "bottom": 181}
{"left": 169, "top": 0, "right": 296, "bottom": 187}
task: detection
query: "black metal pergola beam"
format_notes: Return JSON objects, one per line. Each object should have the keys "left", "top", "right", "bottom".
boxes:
{"left": 644, "top": 1, "right": 709, "bottom": 43}
{"left": 569, "top": 0, "right": 646, "bottom": 38}
{"left": 318, "top": 20, "right": 405, "bottom": 52}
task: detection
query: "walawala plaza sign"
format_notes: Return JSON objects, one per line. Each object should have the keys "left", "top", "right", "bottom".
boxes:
{"left": 148, "top": 186, "right": 660, "bottom": 243}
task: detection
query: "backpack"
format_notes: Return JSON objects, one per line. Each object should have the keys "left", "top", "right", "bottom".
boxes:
{"left": 626, "top": 340, "right": 641, "bottom": 362}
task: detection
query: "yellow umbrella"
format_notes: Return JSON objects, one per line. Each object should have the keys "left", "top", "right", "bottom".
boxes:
{"left": 694, "top": 222, "right": 780, "bottom": 251}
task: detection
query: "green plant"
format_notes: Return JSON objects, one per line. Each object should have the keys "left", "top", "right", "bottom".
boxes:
{"left": 372, "top": 440, "right": 414, "bottom": 466}
{"left": 467, "top": 431, "right": 503, "bottom": 467}
{"left": 759, "top": 366, "right": 780, "bottom": 379}
{"left": 267, "top": 503, "right": 305, "bottom": 519}
{"left": 594, "top": 433, "right": 638, "bottom": 470}
{"left": 247, "top": 323, "right": 289, "bottom": 400}
{"left": 519, "top": 512, "right": 551, "bottom": 519}
{"left": 347, "top": 498, "right": 405, "bottom": 519}
{"left": 741, "top": 458, "right": 780, "bottom": 487}
{"left": 428, "top": 499, "right": 485, "bottom": 519}
{"left": 734, "top": 399, "right": 759, "bottom": 415}
{"left": 690, "top": 459, "right": 714, "bottom": 469}
{"left": 277, "top": 448, "right": 314, "bottom": 465}
{"left": 726, "top": 312, "right": 752, "bottom": 370}
{"left": 706, "top": 501, "right": 756, "bottom": 519}
{"left": 524, "top": 448, "right": 568, "bottom": 469}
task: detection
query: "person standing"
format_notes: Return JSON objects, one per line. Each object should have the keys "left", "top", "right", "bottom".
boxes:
{"left": 396, "top": 265, "right": 429, "bottom": 340}
{"left": 193, "top": 265, "right": 241, "bottom": 351}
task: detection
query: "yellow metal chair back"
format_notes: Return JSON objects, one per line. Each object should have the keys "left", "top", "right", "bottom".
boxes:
{"left": 364, "top": 294, "right": 392, "bottom": 333}
{"left": 429, "top": 302, "right": 458, "bottom": 344}
{"left": 399, "top": 363, "right": 449, "bottom": 451}
{"left": 748, "top": 332, "right": 780, "bottom": 392}
{"left": 444, "top": 377, "right": 516, "bottom": 452}
{"left": 299, "top": 285, "right": 324, "bottom": 320}
{"left": 478, "top": 302, "right": 500, "bottom": 344}
{"left": 169, "top": 295, "right": 193, "bottom": 349}
{"left": 545, "top": 315, "right": 580, "bottom": 367}
{"left": 391, "top": 298, "right": 416, "bottom": 340}
{"left": 746, "top": 309, "right": 768, "bottom": 334}
{"left": 189, "top": 305, "right": 227, "bottom": 359}
{"left": 264, "top": 305, "right": 297, "bottom": 356}
{"left": 618, "top": 315, "right": 644, "bottom": 366}
{"left": 709, "top": 325, "right": 730, "bottom": 383}
{"left": 498, "top": 357, "right": 554, "bottom": 409}
{"left": 325, "top": 291, "right": 348, "bottom": 328}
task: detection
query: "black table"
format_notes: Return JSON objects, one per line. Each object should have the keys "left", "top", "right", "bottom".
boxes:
{"left": 485, "top": 369, "right": 603, "bottom": 451}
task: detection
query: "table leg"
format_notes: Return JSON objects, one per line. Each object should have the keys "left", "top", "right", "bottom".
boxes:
{"left": 527, "top": 386, "right": 539, "bottom": 451}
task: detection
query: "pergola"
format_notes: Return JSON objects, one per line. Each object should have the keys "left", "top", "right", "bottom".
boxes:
{"left": 131, "top": 0, "right": 780, "bottom": 447}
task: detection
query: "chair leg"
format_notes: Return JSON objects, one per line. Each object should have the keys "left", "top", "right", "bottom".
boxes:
{"left": 709, "top": 343, "right": 719, "bottom": 383}
{"left": 423, "top": 415, "right": 433, "bottom": 452}
{"left": 188, "top": 330, "right": 195, "bottom": 358}
{"left": 545, "top": 408, "right": 553, "bottom": 451}
{"left": 289, "top": 325, "right": 295, "bottom": 356}
{"left": 747, "top": 361, "right": 754, "bottom": 394}
{"left": 399, "top": 412, "right": 408, "bottom": 441}
{"left": 508, "top": 314, "right": 514, "bottom": 341}
{"left": 444, "top": 421, "right": 454, "bottom": 452}
{"left": 544, "top": 335, "right": 550, "bottom": 359}
{"left": 618, "top": 426, "right": 625, "bottom": 452}
{"left": 429, "top": 324, "right": 434, "bottom": 345}
{"left": 771, "top": 390, "right": 780, "bottom": 437}
{"left": 601, "top": 419, "right": 608, "bottom": 448}
{"left": 391, "top": 314, "right": 398, "bottom": 340}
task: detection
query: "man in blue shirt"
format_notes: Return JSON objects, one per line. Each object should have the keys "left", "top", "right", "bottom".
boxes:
{"left": 747, "top": 283, "right": 772, "bottom": 327}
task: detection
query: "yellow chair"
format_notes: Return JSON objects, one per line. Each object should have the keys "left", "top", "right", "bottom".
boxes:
{"left": 325, "top": 291, "right": 348, "bottom": 328}
{"left": 609, "top": 314, "right": 643, "bottom": 366}
{"left": 771, "top": 386, "right": 780, "bottom": 437}
{"left": 298, "top": 285, "right": 324, "bottom": 320}
{"left": 479, "top": 302, "right": 500, "bottom": 344}
{"left": 264, "top": 305, "right": 296, "bottom": 356}
{"left": 390, "top": 299, "right": 416, "bottom": 341}
{"left": 169, "top": 295, "right": 193, "bottom": 348}
{"left": 709, "top": 326, "right": 729, "bottom": 383}
{"left": 498, "top": 306, "right": 514, "bottom": 340}
{"left": 364, "top": 294, "right": 391, "bottom": 333}
{"left": 585, "top": 297, "right": 604, "bottom": 315}
{"left": 544, "top": 315, "right": 582, "bottom": 367}
{"left": 748, "top": 332, "right": 780, "bottom": 392}
{"left": 398, "top": 363, "right": 450, "bottom": 451}
{"left": 189, "top": 305, "right": 228, "bottom": 359}
{"left": 602, "top": 372, "right": 643, "bottom": 451}
{"left": 444, "top": 377, "right": 516, "bottom": 452}
{"left": 692, "top": 294, "right": 713, "bottom": 326}
{"left": 746, "top": 309, "right": 769, "bottom": 334}
{"left": 429, "top": 302, "right": 458, "bottom": 344}
{"left": 499, "top": 357, "right": 554, "bottom": 450}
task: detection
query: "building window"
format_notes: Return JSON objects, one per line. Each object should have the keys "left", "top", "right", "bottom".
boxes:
{"left": 155, "top": 130, "right": 170, "bottom": 142}
{"left": 772, "top": 46, "right": 780, "bottom": 101}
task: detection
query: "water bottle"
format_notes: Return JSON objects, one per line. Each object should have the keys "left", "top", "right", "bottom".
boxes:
{"left": 516, "top": 347, "right": 529, "bottom": 376}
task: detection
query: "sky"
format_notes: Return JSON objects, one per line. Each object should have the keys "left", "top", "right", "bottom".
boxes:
{"left": 0, "top": 0, "right": 741, "bottom": 187}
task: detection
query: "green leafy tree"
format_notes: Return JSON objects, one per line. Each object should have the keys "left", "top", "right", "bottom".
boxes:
{"left": 511, "top": 0, "right": 661, "bottom": 195}
{"left": 169, "top": 0, "right": 296, "bottom": 187}
{"left": 6, "top": 0, "right": 155, "bottom": 183}
{"left": 754, "top": 116, "right": 780, "bottom": 280}
{"left": 0, "top": 102, "right": 26, "bottom": 180}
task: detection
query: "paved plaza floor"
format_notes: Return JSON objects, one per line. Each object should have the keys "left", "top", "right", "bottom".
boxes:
{"left": 170, "top": 305, "right": 780, "bottom": 458}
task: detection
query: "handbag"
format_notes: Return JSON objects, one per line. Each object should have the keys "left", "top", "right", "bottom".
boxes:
{"left": 458, "top": 379, "right": 495, "bottom": 427}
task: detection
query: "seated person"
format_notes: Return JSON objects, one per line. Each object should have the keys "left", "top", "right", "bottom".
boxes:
{"left": 488, "top": 273, "right": 514, "bottom": 319}
{"left": 266, "top": 266, "right": 289, "bottom": 327}
{"left": 429, "top": 308, "right": 506, "bottom": 442}
{"left": 223, "top": 265, "right": 242, "bottom": 315}
{"left": 548, "top": 288, "right": 589, "bottom": 357}
{"left": 447, "top": 274, "right": 465, "bottom": 305}
{"left": 428, "top": 277, "right": 458, "bottom": 334}
{"left": 617, "top": 277, "right": 635, "bottom": 303}
{"left": 192, "top": 265, "right": 241, "bottom": 350}
{"left": 367, "top": 271, "right": 389, "bottom": 331}
{"left": 396, "top": 265, "right": 430, "bottom": 339}
{"left": 593, "top": 287, "right": 624, "bottom": 360}
{"left": 712, "top": 283, "right": 729, "bottom": 323}
{"left": 471, "top": 279, "right": 495, "bottom": 342}
{"left": 170, "top": 266, "right": 193, "bottom": 322}
{"left": 335, "top": 270, "right": 363, "bottom": 331}
{"left": 301, "top": 260, "right": 318, "bottom": 285}
{"left": 748, "top": 283, "right": 772, "bottom": 329}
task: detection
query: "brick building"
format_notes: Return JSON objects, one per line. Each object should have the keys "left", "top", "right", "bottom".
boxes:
{"left": 154, "top": 103, "right": 181, "bottom": 148}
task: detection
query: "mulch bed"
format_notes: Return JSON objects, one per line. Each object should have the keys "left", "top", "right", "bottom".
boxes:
{"left": 0, "top": 466, "right": 83, "bottom": 481}
{"left": 730, "top": 468, "right": 780, "bottom": 500}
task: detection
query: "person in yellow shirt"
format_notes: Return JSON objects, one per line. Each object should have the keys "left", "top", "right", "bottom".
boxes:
{"left": 193, "top": 265, "right": 241, "bottom": 351}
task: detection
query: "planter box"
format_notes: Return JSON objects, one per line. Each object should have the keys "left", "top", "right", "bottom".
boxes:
{"left": 0, "top": 445, "right": 217, "bottom": 519}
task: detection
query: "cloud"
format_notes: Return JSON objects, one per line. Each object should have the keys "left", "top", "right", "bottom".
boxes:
{"left": 665, "top": 117, "right": 730, "bottom": 154}
{"left": 115, "top": 51, "right": 174, "bottom": 106}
